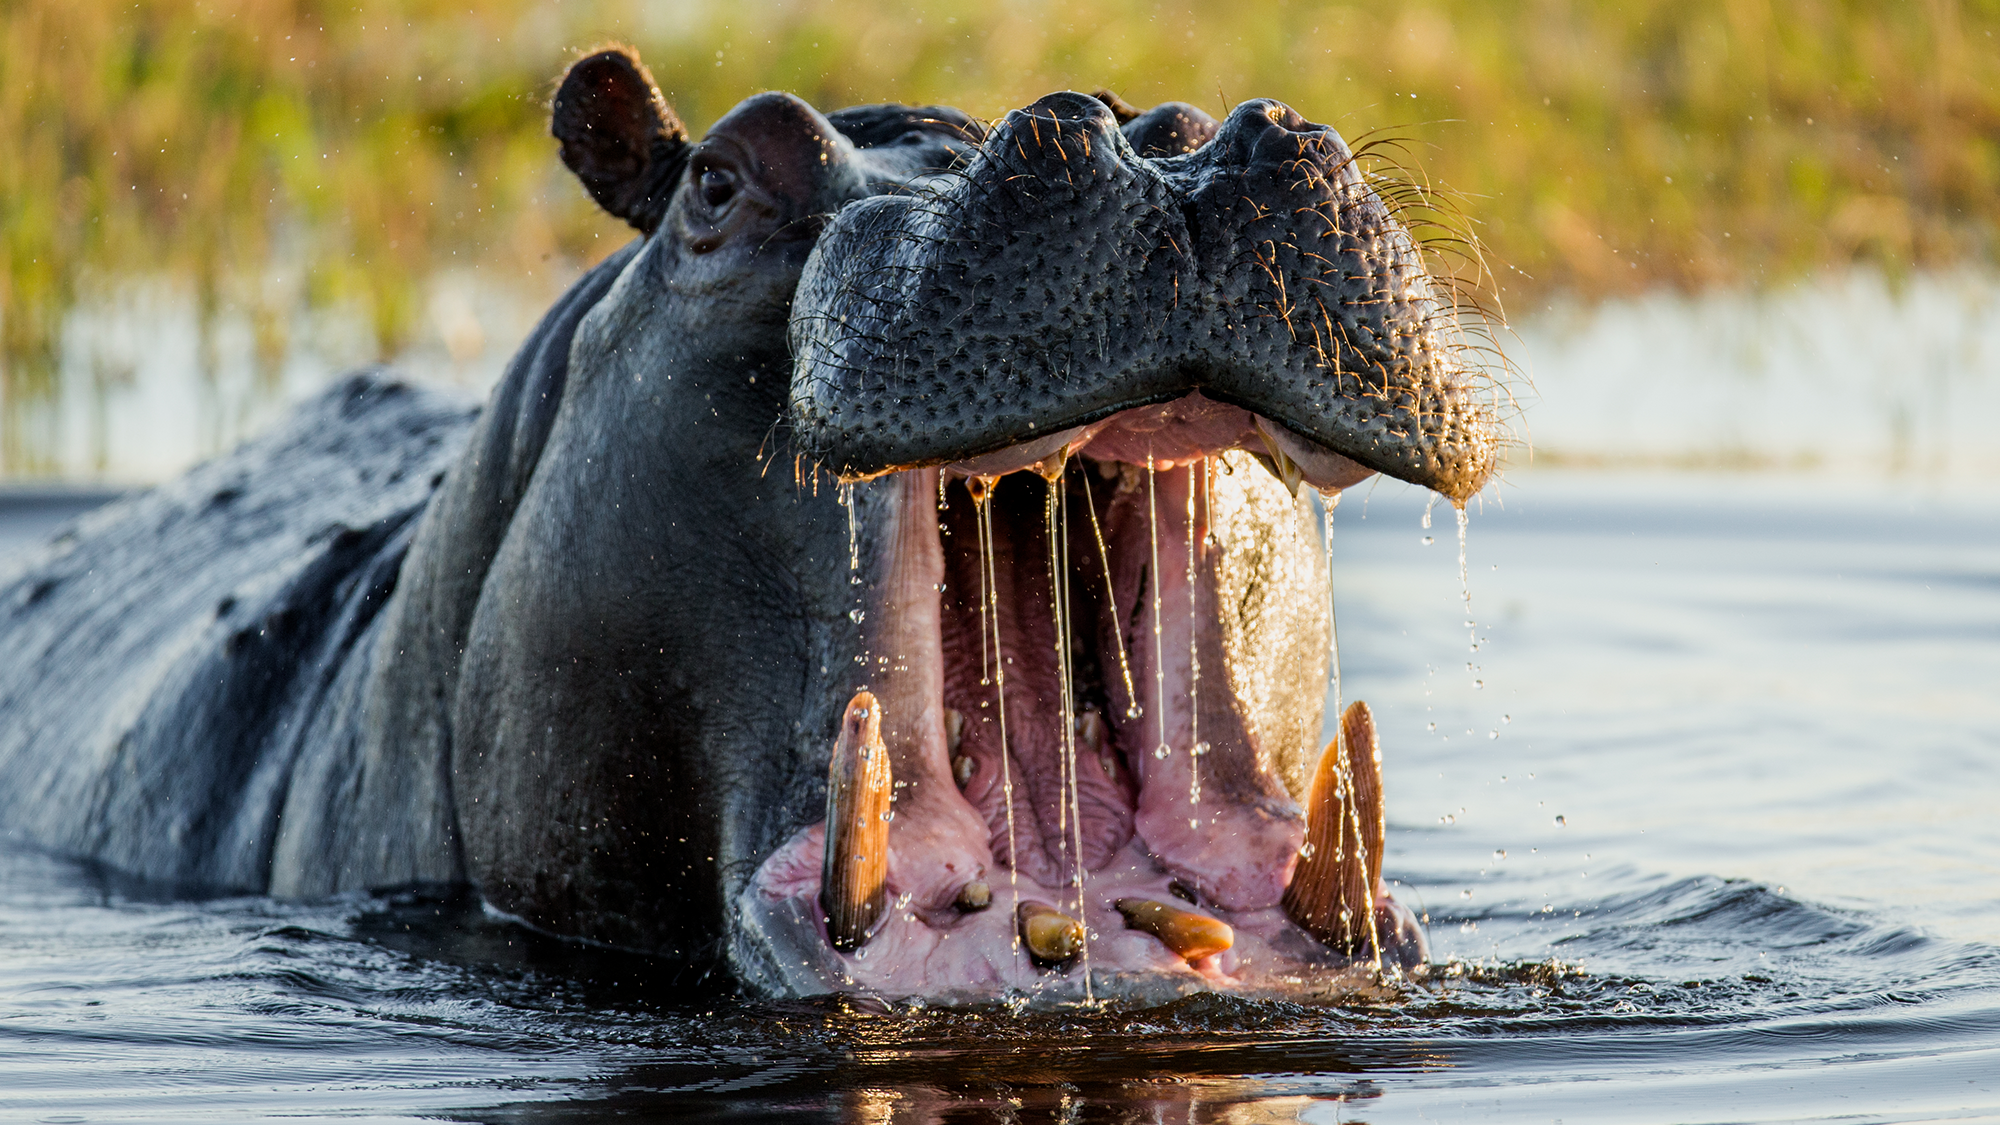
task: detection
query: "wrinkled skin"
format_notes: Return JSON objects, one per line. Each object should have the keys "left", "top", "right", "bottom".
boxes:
{"left": 0, "top": 49, "right": 1493, "bottom": 1002}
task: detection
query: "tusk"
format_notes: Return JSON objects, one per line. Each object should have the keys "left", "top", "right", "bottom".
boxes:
{"left": 1114, "top": 898, "right": 1234, "bottom": 961}
{"left": 1035, "top": 445, "right": 1073, "bottom": 482}
{"left": 1254, "top": 430, "right": 1305, "bottom": 497}
{"left": 1017, "top": 901, "right": 1085, "bottom": 966}
{"left": 1281, "top": 700, "right": 1385, "bottom": 956}
{"left": 820, "top": 691, "right": 892, "bottom": 951}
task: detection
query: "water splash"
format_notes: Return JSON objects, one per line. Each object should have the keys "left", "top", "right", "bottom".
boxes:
{"left": 1457, "top": 506, "right": 1477, "bottom": 665}
{"left": 842, "top": 482, "right": 859, "bottom": 576}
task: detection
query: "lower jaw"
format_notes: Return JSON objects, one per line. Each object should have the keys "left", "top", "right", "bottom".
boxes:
{"left": 740, "top": 832, "right": 1415, "bottom": 1001}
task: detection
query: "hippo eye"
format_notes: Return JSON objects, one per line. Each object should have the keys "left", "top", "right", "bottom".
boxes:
{"left": 699, "top": 167, "right": 737, "bottom": 209}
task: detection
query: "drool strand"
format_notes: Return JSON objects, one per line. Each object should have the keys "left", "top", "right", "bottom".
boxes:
{"left": 1146, "top": 455, "right": 1169, "bottom": 766}
{"left": 1044, "top": 465, "right": 1093, "bottom": 1001}
{"left": 1186, "top": 461, "right": 1202, "bottom": 813}
{"left": 1322, "top": 490, "right": 1342, "bottom": 732}
{"left": 1078, "top": 466, "right": 1140, "bottom": 721}
{"left": 972, "top": 480, "right": 1020, "bottom": 935}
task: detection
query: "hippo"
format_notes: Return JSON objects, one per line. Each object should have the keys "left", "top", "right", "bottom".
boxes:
{"left": 0, "top": 47, "right": 1496, "bottom": 1002}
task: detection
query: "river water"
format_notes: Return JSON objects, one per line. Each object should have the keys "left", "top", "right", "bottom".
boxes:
{"left": 2, "top": 468, "right": 1994, "bottom": 1122}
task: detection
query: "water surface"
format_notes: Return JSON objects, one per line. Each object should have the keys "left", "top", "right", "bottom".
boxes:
{"left": 1, "top": 471, "right": 1995, "bottom": 1122}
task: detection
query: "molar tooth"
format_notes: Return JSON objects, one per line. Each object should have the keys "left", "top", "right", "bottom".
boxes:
{"left": 1075, "top": 708, "right": 1106, "bottom": 749}
{"left": 1281, "top": 701, "right": 1385, "bottom": 956}
{"left": 955, "top": 880, "right": 991, "bottom": 912}
{"left": 821, "top": 691, "right": 892, "bottom": 952}
{"left": 1017, "top": 901, "right": 1085, "bottom": 966}
{"left": 1114, "top": 898, "right": 1234, "bottom": 962}
{"left": 944, "top": 707, "right": 965, "bottom": 754}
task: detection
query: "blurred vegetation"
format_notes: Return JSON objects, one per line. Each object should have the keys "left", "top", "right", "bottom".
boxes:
{"left": 4, "top": 0, "right": 1998, "bottom": 472}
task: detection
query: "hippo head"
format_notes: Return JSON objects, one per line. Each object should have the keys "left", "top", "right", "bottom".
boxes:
{"left": 441, "top": 52, "right": 1496, "bottom": 1005}
{"left": 731, "top": 94, "right": 1499, "bottom": 1000}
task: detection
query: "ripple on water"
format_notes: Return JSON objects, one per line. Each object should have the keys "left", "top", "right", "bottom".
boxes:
{"left": 0, "top": 845, "right": 1996, "bottom": 1122}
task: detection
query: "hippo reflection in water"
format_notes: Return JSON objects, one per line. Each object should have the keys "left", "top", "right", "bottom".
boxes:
{"left": 0, "top": 48, "right": 1497, "bottom": 1001}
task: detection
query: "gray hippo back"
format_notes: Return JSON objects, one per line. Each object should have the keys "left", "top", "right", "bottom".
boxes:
{"left": 0, "top": 373, "right": 475, "bottom": 890}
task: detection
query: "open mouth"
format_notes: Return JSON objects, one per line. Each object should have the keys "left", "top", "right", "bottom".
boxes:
{"left": 740, "top": 398, "right": 1430, "bottom": 1000}
{"left": 743, "top": 91, "right": 1495, "bottom": 999}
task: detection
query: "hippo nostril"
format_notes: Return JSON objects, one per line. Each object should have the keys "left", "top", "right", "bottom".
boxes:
{"left": 1262, "top": 102, "right": 1317, "bottom": 134}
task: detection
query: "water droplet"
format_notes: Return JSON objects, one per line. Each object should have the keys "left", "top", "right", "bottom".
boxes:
{"left": 849, "top": 575, "right": 862, "bottom": 586}
{"left": 1493, "top": 849, "right": 1507, "bottom": 861}
{"left": 1300, "top": 842, "right": 1316, "bottom": 859}
{"left": 1474, "top": 679, "right": 1485, "bottom": 689}
{"left": 1189, "top": 818, "right": 1200, "bottom": 830}
{"left": 1153, "top": 743, "right": 1171, "bottom": 760}
{"left": 1488, "top": 730, "right": 1499, "bottom": 739}
{"left": 1427, "top": 721, "right": 1436, "bottom": 731}
{"left": 1459, "top": 888, "right": 1472, "bottom": 899}
{"left": 1554, "top": 815, "right": 1567, "bottom": 827}
{"left": 880, "top": 810, "right": 895, "bottom": 822}
{"left": 1192, "top": 741, "right": 1210, "bottom": 757}
{"left": 1503, "top": 714, "right": 1512, "bottom": 724}
{"left": 1421, "top": 535, "right": 1435, "bottom": 546}
{"left": 848, "top": 609, "right": 866, "bottom": 624}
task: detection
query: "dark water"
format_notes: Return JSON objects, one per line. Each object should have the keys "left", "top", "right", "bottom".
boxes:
{"left": 2, "top": 471, "right": 1996, "bottom": 1123}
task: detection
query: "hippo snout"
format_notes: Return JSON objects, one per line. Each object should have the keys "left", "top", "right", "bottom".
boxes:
{"left": 788, "top": 90, "right": 1498, "bottom": 502}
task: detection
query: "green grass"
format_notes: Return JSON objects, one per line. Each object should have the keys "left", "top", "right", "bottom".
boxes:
{"left": 4, "top": 0, "right": 1997, "bottom": 471}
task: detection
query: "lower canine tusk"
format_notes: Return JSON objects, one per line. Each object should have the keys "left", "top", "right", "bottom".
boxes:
{"left": 1281, "top": 700, "right": 1386, "bottom": 956}
{"left": 1017, "top": 901, "right": 1085, "bottom": 966}
{"left": 821, "top": 691, "right": 892, "bottom": 951}
{"left": 1115, "top": 898, "right": 1234, "bottom": 961}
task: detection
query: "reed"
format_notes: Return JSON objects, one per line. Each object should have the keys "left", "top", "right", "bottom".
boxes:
{"left": 4, "top": 0, "right": 1995, "bottom": 472}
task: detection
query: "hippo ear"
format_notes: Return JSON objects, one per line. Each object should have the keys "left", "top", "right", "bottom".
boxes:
{"left": 552, "top": 46, "right": 689, "bottom": 233}
{"left": 1090, "top": 89, "right": 1143, "bottom": 125}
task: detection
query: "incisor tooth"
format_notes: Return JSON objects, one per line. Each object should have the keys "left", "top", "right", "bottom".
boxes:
{"left": 1115, "top": 898, "right": 1234, "bottom": 961}
{"left": 820, "top": 691, "right": 892, "bottom": 951}
{"left": 1281, "top": 700, "right": 1386, "bottom": 956}
{"left": 1017, "top": 901, "right": 1084, "bottom": 965}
